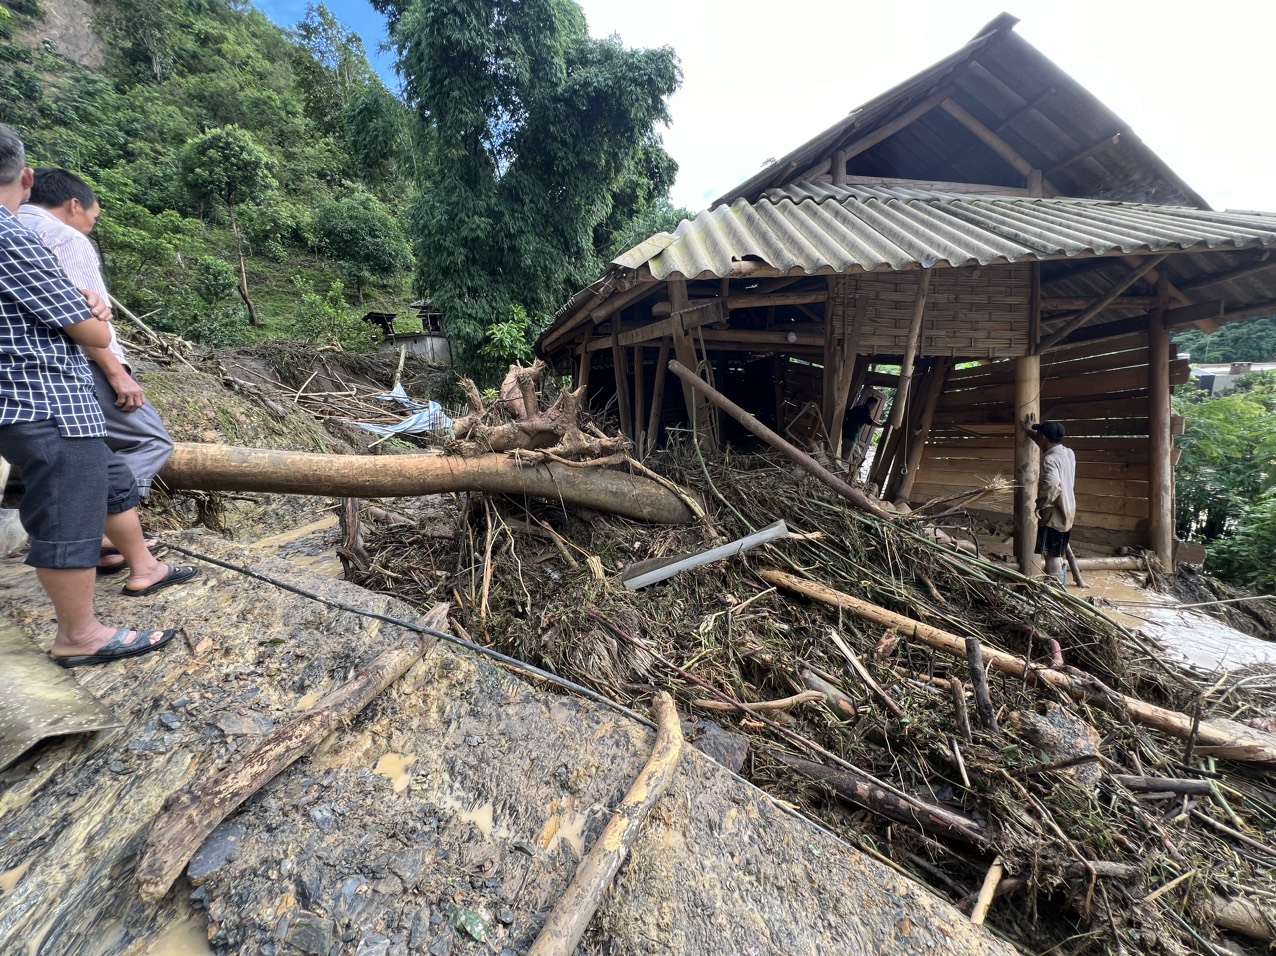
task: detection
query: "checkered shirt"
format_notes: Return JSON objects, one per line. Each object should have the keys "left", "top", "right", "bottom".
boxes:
{"left": 0, "top": 206, "right": 106, "bottom": 438}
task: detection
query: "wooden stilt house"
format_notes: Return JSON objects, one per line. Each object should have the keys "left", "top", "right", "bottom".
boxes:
{"left": 536, "top": 14, "right": 1276, "bottom": 573}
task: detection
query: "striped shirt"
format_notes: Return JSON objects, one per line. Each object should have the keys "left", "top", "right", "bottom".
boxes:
{"left": 18, "top": 203, "right": 129, "bottom": 369}
{"left": 0, "top": 207, "right": 106, "bottom": 438}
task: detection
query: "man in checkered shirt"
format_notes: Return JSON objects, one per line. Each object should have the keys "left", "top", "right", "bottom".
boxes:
{"left": 0, "top": 123, "right": 195, "bottom": 667}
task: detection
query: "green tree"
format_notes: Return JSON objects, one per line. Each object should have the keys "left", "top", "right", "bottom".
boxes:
{"left": 291, "top": 3, "right": 375, "bottom": 138}
{"left": 377, "top": 0, "right": 681, "bottom": 375}
{"left": 179, "top": 125, "right": 276, "bottom": 325}
{"left": 1174, "top": 372, "right": 1276, "bottom": 541}
{"left": 313, "top": 189, "right": 413, "bottom": 303}
{"left": 1174, "top": 314, "right": 1276, "bottom": 364}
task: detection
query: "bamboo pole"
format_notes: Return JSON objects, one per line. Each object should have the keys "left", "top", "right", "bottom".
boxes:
{"left": 644, "top": 339, "right": 670, "bottom": 457}
{"left": 611, "top": 328, "right": 632, "bottom": 440}
{"left": 526, "top": 691, "right": 684, "bottom": 956}
{"left": 667, "top": 361, "right": 893, "bottom": 520}
{"left": 137, "top": 604, "right": 449, "bottom": 902}
{"left": 888, "top": 270, "right": 931, "bottom": 429}
{"left": 1148, "top": 289, "right": 1174, "bottom": 568}
{"left": 760, "top": 569, "right": 1276, "bottom": 764}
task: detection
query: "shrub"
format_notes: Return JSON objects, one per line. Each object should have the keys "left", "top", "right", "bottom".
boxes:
{"left": 289, "top": 279, "right": 380, "bottom": 353}
{"left": 1207, "top": 492, "right": 1276, "bottom": 594}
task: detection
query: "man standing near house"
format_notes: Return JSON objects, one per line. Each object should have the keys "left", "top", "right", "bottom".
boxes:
{"left": 0, "top": 123, "right": 193, "bottom": 667}
{"left": 19, "top": 167, "right": 174, "bottom": 572}
{"left": 1031, "top": 421, "right": 1076, "bottom": 588}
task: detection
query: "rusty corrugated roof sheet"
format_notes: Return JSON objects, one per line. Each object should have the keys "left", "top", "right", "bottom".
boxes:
{"left": 638, "top": 185, "right": 1276, "bottom": 281}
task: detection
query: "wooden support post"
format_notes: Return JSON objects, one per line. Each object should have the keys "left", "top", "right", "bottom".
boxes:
{"left": 1014, "top": 354, "right": 1041, "bottom": 577}
{"left": 576, "top": 347, "right": 592, "bottom": 396}
{"left": 611, "top": 327, "right": 632, "bottom": 440}
{"left": 827, "top": 282, "right": 865, "bottom": 454}
{"left": 772, "top": 353, "right": 787, "bottom": 433}
{"left": 1148, "top": 294, "right": 1174, "bottom": 569}
{"left": 633, "top": 345, "right": 646, "bottom": 454}
{"left": 669, "top": 279, "right": 715, "bottom": 450}
{"left": 1029, "top": 262, "right": 1041, "bottom": 353}
{"left": 644, "top": 339, "right": 669, "bottom": 457}
{"left": 891, "top": 358, "right": 951, "bottom": 502}
{"left": 870, "top": 419, "right": 905, "bottom": 496}
{"left": 888, "top": 270, "right": 931, "bottom": 429}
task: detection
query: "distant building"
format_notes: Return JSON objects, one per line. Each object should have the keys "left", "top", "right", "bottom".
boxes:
{"left": 1190, "top": 361, "right": 1276, "bottom": 396}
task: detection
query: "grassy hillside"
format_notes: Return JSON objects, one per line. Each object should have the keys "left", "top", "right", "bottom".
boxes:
{"left": 0, "top": 0, "right": 416, "bottom": 350}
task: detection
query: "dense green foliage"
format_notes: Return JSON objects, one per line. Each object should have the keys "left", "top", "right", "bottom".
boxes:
{"left": 1174, "top": 371, "right": 1276, "bottom": 591}
{"left": 1, "top": 0, "right": 416, "bottom": 350}
{"left": 376, "top": 0, "right": 683, "bottom": 377}
{"left": 1173, "top": 315, "right": 1276, "bottom": 363}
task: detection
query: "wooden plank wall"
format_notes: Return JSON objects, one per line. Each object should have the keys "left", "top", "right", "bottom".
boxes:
{"left": 913, "top": 333, "right": 1190, "bottom": 544}
{"left": 831, "top": 265, "right": 1031, "bottom": 359}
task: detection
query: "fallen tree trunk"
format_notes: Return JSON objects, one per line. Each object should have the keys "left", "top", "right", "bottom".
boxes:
{"left": 160, "top": 443, "right": 697, "bottom": 524}
{"left": 136, "top": 603, "right": 450, "bottom": 903}
{"left": 760, "top": 569, "right": 1276, "bottom": 764}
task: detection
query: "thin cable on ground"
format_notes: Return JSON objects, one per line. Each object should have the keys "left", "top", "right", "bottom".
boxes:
{"left": 159, "top": 539, "right": 873, "bottom": 860}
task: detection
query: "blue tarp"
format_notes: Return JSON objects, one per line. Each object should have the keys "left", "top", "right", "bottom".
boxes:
{"left": 349, "top": 383, "right": 454, "bottom": 436}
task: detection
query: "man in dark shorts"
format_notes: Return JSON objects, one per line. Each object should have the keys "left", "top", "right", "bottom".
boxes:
{"left": 0, "top": 123, "right": 195, "bottom": 667}
{"left": 1031, "top": 420, "right": 1076, "bottom": 588}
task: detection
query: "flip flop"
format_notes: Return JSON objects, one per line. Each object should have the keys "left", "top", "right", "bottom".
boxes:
{"left": 96, "top": 558, "right": 129, "bottom": 577}
{"left": 121, "top": 565, "right": 198, "bottom": 598}
{"left": 52, "top": 628, "right": 176, "bottom": 668}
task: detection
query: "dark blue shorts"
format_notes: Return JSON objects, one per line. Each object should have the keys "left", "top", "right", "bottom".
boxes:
{"left": 0, "top": 418, "right": 139, "bottom": 569}
{"left": 1035, "top": 526, "right": 1071, "bottom": 559}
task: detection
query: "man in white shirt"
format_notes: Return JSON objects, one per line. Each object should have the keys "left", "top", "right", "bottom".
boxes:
{"left": 19, "top": 168, "right": 174, "bottom": 572}
{"left": 1031, "top": 420, "right": 1077, "bottom": 588}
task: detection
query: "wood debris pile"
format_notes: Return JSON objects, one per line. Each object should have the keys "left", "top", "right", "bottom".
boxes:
{"left": 338, "top": 371, "right": 1276, "bottom": 956}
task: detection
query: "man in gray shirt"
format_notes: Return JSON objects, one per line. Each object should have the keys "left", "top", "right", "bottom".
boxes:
{"left": 1031, "top": 421, "right": 1077, "bottom": 588}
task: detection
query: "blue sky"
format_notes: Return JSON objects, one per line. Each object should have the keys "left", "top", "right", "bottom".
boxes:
{"left": 259, "top": 1, "right": 1276, "bottom": 216}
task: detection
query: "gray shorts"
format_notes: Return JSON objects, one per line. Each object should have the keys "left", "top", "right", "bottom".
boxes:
{"left": 91, "top": 363, "right": 174, "bottom": 496}
{"left": 0, "top": 418, "right": 138, "bottom": 569}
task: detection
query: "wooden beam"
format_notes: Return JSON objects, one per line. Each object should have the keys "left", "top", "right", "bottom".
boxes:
{"left": 611, "top": 328, "right": 632, "bottom": 440}
{"left": 576, "top": 348, "right": 592, "bottom": 395}
{"left": 1044, "top": 130, "right": 1127, "bottom": 177}
{"left": 939, "top": 99, "right": 1034, "bottom": 179}
{"left": 588, "top": 280, "right": 660, "bottom": 324}
{"left": 840, "top": 175, "right": 1031, "bottom": 196}
{"left": 1038, "top": 255, "right": 1170, "bottom": 353}
{"left": 1029, "top": 262, "right": 1041, "bottom": 352}
{"left": 633, "top": 345, "right": 646, "bottom": 453}
{"left": 653, "top": 290, "right": 828, "bottom": 316}
{"left": 1179, "top": 252, "right": 1276, "bottom": 294}
{"left": 668, "top": 279, "right": 715, "bottom": 450}
{"left": 892, "top": 359, "right": 950, "bottom": 501}
{"left": 606, "top": 300, "right": 725, "bottom": 349}
{"left": 1014, "top": 355, "right": 1041, "bottom": 577}
{"left": 1041, "top": 297, "right": 1159, "bottom": 311}
{"left": 838, "top": 85, "right": 957, "bottom": 165}
{"left": 1162, "top": 299, "right": 1224, "bottom": 329}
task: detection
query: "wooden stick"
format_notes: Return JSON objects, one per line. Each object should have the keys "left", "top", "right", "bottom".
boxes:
{"left": 692, "top": 689, "right": 824, "bottom": 713}
{"left": 1111, "top": 774, "right": 1213, "bottom": 795}
{"left": 135, "top": 603, "right": 450, "bottom": 902}
{"left": 950, "top": 678, "right": 973, "bottom": 743}
{"left": 668, "top": 360, "right": 893, "bottom": 520}
{"left": 964, "top": 636, "right": 1000, "bottom": 734}
{"left": 775, "top": 753, "right": 988, "bottom": 846}
{"left": 887, "top": 271, "right": 930, "bottom": 430}
{"left": 827, "top": 629, "right": 905, "bottom": 719}
{"left": 759, "top": 569, "right": 1276, "bottom": 763}
{"left": 1064, "top": 543, "right": 1087, "bottom": 588}
{"left": 970, "top": 856, "right": 1005, "bottom": 925}
{"left": 526, "top": 691, "right": 684, "bottom": 956}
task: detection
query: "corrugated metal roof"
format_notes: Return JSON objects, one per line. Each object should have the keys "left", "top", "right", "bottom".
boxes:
{"left": 639, "top": 185, "right": 1276, "bottom": 281}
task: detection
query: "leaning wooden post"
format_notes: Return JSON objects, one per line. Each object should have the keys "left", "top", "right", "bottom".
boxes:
{"left": 526, "top": 692, "right": 684, "bottom": 956}
{"left": 1148, "top": 298, "right": 1175, "bottom": 569}
{"left": 668, "top": 360, "right": 894, "bottom": 519}
{"left": 610, "top": 328, "right": 633, "bottom": 440}
{"left": 1014, "top": 354, "right": 1042, "bottom": 577}
{"left": 633, "top": 344, "right": 646, "bottom": 453}
{"left": 891, "top": 358, "right": 951, "bottom": 502}
{"left": 888, "top": 269, "right": 931, "bottom": 429}
{"left": 643, "top": 339, "right": 670, "bottom": 457}
{"left": 576, "top": 347, "right": 592, "bottom": 395}
{"left": 668, "top": 278, "right": 715, "bottom": 450}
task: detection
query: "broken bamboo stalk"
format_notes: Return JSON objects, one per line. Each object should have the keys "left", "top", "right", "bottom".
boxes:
{"left": 667, "top": 360, "right": 893, "bottom": 520}
{"left": 1111, "top": 774, "right": 1214, "bottom": 795}
{"left": 970, "top": 856, "right": 1005, "bottom": 925}
{"left": 135, "top": 603, "right": 450, "bottom": 902}
{"left": 161, "top": 444, "right": 697, "bottom": 524}
{"left": 526, "top": 691, "right": 685, "bottom": 956}
{"left": 828, "top": 629, "right": 905, "bottom": 719}
{"left": 759, "top": 569, "right": 1276, "bottom": 764}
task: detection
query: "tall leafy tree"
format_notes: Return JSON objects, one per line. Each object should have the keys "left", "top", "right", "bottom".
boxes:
{"left": 376, "top": 0, "right": 681, "bottom": 374}
{"left": 179, "top": 125, "right": 276, "bottom": 325}
{"left": 314, "top": 189, "right": 414, "bottom": 303}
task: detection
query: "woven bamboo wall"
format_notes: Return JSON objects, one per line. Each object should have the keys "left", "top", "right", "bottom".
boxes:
{"left": 911, "top": 333, "right": 1188, "bottom": 545}
{"left": 831, "top": 265, "right": 1031, "bottom": 359}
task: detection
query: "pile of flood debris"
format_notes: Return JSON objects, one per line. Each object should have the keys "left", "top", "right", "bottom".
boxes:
{"left": 328, "top": 368, "right": 1276, "bottom": 956}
